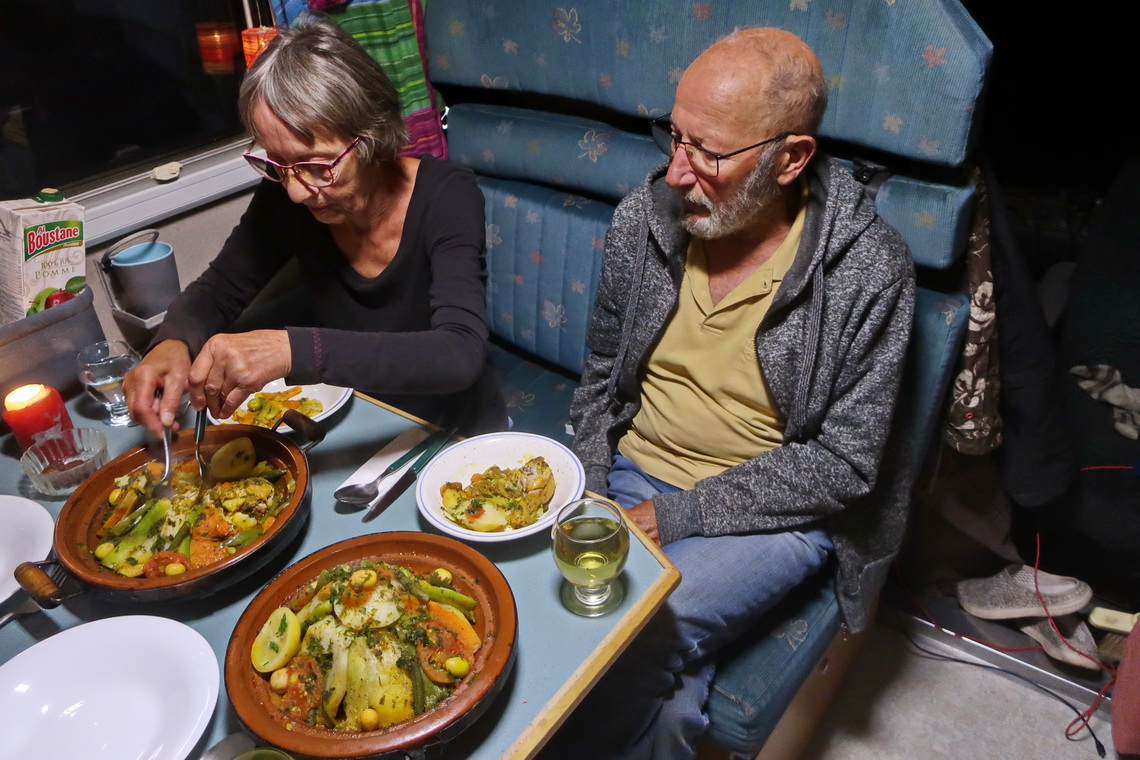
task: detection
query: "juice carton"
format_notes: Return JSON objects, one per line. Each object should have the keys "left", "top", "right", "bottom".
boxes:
{"left": 0, "top": 189, "right": 86, "bottom": 327}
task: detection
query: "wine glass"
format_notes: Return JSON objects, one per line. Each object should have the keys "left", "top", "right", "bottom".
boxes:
{"left": 551, "top": 498, "right": 630, "bottom": 617}
{"left": 76, "top": 340, "right": 140, "bottom": 427}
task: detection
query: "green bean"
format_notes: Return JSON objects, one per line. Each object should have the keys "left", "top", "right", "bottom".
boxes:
{"left": 222, "top": 527, "right": 263, "bottom": 548}
{"left": 421, "top": 583, "right": 477, "bottom": 611}
{"left": 108, "top": 498, "right": 160, "bottom": 537}
{"left": 411, "top": 661, "right": 449, "bottom": 715}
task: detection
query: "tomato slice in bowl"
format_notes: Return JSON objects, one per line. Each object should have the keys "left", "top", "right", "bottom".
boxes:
{"left": 142, "top": 551, "right": 191, "bottom": 579}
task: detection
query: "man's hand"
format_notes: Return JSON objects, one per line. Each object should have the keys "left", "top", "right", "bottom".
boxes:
{"left": 188, "top": 330, "right": 292, "bottom": 419}
{"left": 627, "top": 499, "right": 660, "bottom": 546}
{"left": 123, "top": 339, "right": 191, "bottom": 437}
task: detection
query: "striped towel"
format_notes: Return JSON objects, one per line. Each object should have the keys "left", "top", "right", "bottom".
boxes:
{"left": 275, "top": 0, "right": 447, "bottom": 159}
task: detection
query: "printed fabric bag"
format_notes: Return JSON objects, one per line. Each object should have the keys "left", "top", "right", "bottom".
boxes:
{"left": 942, "top": 171, "right": 1003, "bottom": 456}
{"left": 276, "top": 0, "right": 448, "bottom": 160}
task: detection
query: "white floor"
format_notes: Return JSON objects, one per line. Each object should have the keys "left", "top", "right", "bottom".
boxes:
{"left": 801, "top": 623, "right": 1118, "bottom": 760}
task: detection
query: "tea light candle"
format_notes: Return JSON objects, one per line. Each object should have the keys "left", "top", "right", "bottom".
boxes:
{"left": 3, "top": 384, "right": 74, "bottom": 451}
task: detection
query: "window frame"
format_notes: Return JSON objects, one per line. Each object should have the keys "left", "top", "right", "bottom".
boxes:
{"left": 71, "top": 138, "right": 259, "bottom": 247}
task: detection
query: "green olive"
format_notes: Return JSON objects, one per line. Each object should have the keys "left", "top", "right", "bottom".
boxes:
{"left": 444, "top": 656, "right": 470, "bottom": 678}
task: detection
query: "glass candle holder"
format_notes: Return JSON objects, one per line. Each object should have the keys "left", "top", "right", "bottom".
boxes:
{"left": 196, "top": 21, "right": 240, "bottom": 75}
{"left": 242, "top": 26, "right": 278, "bottom": 67}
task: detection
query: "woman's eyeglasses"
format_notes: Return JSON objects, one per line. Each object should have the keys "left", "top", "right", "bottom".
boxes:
{"left": 242, "top": 137, "right": 361, "bottom": 187}
{"left": 650, "top": 114, "right": 789, "bottom": 177}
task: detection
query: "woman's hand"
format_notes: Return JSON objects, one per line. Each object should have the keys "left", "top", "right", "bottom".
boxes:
{"left": 123, "top": 339, "right": 192, "bottom": 437}
{"left": 188, "top": 329, "right": 292, "bottom": 420}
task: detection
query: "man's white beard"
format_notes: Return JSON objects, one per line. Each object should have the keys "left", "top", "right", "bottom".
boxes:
{"left": 680, "top": 144, "right": 783, "bottom": 240}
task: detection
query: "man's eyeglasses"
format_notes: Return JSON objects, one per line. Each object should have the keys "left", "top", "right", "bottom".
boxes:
{"left": 650, "top": 114, "right": 789, "bottom": 177}
{"left": 242, "top": 136, "right": 361, "bottom": 187}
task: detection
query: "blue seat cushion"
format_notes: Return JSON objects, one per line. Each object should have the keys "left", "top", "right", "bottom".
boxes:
{"left": 487, "top": 340, "right": 579, "bottom": 446}
{"left": 903, "top": 286, "right": 971, "bottom": 465}
{"left": 479, "top": 176, "right": 613, "bottom": 376}
{"left": 450, "top": 103, "right": 663, "bottom": 206}
{"left": 427, "top": 0, "right": 990, "bottom": 167}
{"left": 461, "top": 116, "right": 976, "bottom": 273}
{"left": 706, "top": 568, "right": 841, "bottom": 756}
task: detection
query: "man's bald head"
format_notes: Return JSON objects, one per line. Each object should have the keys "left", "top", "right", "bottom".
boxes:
{"left": 680, "top": 28, "right": 827, "bottom": 139}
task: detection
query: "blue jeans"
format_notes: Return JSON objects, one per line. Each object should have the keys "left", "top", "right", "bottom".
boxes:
{"left": 544, "top": 454, "right": 833, "bottom": 760}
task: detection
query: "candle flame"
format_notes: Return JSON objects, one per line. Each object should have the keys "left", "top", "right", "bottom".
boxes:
{"left": 5, "top": 384, "right": 50, "bottom": 411}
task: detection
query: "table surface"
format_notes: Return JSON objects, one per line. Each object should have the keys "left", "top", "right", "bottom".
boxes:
{"left": 0, "top": 392, "right": 679, "bottom": 760}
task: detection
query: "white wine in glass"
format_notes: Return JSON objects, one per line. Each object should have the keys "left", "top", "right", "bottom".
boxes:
{"left": 552, "top": 498, "right": 630, "bottom": 616}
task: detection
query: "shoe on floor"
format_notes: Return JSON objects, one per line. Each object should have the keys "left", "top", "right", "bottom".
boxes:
{"left": 1020, "top": 615, "right": 1102, "bottom": 671}
{"left": 956, "top": 563, "right": 1092, "bottom": 620}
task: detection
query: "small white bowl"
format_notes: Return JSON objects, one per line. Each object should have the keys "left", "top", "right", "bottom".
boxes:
{"left": 415, "top": 432, "right": 585, "bottom": 543}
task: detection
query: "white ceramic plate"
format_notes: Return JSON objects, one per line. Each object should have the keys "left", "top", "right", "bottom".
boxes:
{"left": 0, "top": 495, "right": 54, "bottom": 602}
{"left": 208, "top": 379, "right": 352, "bottom": 433}
{"left": 0, "top": 616, "right": 219, "bottom": 760}
{"left": 416, "top": 432, "right": 585, "bottom": 543}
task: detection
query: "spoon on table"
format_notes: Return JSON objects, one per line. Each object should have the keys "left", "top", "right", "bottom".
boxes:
{"left": 334, "top": 428, "right": 449, "bottom": 505}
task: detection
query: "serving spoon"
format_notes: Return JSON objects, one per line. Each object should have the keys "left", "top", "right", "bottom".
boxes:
{"left": 150, "top": 424, "right": 175, "bottom": 501}
{"left": 193, "top": 409, "right": 208, "bottom": 481}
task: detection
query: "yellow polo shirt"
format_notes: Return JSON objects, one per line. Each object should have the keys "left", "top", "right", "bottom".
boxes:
{"left": 617, "top": 202, "right": 806, "bottom": 489}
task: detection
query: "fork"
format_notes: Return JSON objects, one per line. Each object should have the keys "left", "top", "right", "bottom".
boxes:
{"left": 0, "top": 561, "right": 70, "bottom": 629}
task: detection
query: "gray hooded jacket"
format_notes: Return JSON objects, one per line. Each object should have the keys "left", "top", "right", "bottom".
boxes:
{"left": 570, "top": 156, "right": 916, "bottom": 632}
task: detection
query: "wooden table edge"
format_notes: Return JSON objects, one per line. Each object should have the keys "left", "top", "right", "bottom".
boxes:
{"left": 504, "top": 494, "right": 681, "bottom": 759}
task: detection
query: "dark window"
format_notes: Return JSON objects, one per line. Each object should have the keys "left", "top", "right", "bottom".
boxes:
{"left": 1, "top": 0, "right": 258, "bottom": 198}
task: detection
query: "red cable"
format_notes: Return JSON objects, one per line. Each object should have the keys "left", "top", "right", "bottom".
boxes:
{"left": 1029, "top": 532, "right": 1117, "bottom": 739}
{"left": 896, "top": 534, "right": 1118, "bottom": 743}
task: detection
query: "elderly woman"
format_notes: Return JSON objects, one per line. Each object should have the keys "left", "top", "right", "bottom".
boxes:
{"left": 125, "top": 17, "right": 504, "bottom": 436}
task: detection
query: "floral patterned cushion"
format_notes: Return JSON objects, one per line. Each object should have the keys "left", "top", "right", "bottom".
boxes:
{"left": 479, "top": 176, "right": 612, "bottom": 375}
{"left": 448, "top": 103, "right": 662, "bottom": 205}
{"left": 426, "top": 0, "right": 990, "bottom": 166}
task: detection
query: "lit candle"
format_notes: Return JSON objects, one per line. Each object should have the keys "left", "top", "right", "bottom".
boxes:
{"left": 242, "top": 26, "right": 278, "bottom": 68}
{"left": 3, "top": 384, "right": 74, "bottom": 451}
{"left": 196, "top": 21, "right": 240, "bottom": 75}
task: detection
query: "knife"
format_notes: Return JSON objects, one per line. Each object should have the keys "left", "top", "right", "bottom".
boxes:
{"left": 332, "top": 428, "right": 445, "bottom": 503}
{"left": 361, "top": 426, "right": 456, "bottom": 523}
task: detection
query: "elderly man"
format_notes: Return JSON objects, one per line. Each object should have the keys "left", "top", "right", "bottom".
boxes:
{"left": 551, "top": 27, "right": 916, "bottom": 759}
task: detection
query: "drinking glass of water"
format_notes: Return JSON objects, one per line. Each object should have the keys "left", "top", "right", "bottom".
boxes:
{"left": 551, "top": 498, "right": 630, "bottom": 617}
{"left": 76, "top": 340, "right": 140, "bottom": 426}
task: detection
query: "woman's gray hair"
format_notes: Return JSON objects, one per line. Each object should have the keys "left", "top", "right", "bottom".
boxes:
{"left": 238, "top": 15, "right": 407, "bottom": 166}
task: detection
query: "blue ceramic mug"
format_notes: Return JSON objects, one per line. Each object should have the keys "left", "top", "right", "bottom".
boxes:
{"left": 100, "top": 230, "right": 181, "bottom": 319}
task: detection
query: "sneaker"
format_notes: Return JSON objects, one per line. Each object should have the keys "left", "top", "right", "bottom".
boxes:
{"left": 956, "top": 563, "right": 1092, "bottom": 620}
{"left": 1020, "top": 615, "right": 1102, "bottom": 671}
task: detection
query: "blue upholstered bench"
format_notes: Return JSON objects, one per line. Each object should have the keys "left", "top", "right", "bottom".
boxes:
{"left": 423, "top": 2, "right": 991, "bottom": 756}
